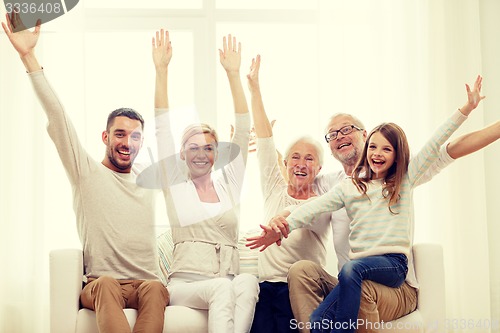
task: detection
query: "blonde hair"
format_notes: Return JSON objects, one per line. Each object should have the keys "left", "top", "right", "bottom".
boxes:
{"left": 180, "top": 123, "right": 219, "bottom": 149}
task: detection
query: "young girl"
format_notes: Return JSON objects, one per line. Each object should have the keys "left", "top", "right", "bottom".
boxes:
{"left": 247, "top": 75, "right": 484, "bottom": 333}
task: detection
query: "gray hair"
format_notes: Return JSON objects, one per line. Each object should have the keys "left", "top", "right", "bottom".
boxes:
{"left": 324, "top": 113, "right": 365, "bottom": 135}
{"left": 284, "top": 136, "right": 324, "bottom": 166}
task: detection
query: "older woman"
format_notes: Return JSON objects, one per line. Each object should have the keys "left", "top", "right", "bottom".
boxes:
{"left": 152, "top": 29, "right": 259, "bottom": 333}
{"left": 246, "top": 55, "right": 333, "bottom": 333}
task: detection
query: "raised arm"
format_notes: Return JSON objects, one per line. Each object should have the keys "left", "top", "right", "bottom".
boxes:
{"left": 409, "top": 75, "right": 485, "bottom": 185}
{"left": 458, "top": 75, "right": 485, "bottom": 116}
{"left": 246, "top": 56, "right": 287, "bottom": 197}
{"left": 152, "top": 28, "right": 182, "bottom": 187}
{"left": 247, "top": 55, "right": 273, "bottom": 138}
{"left": 153, "top": 29, "right": 172, "bottom": 112}
{"left": 219, "top": 35, "right": 250, "bottom": 168}
{"left": 2, "top": 12, "right": 41, "bottom": 72}
{"left": 2, "top": 13, "right": 93, "bottom": 185}
{"left": 219, "top": 35, "right": 249, "bottom": 116}
{"left": 446, "top": 120, "right": 500, "bottom": 159}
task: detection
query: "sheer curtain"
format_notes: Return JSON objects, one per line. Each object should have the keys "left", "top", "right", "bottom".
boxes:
{"left": 0, "top": 1, "right": 498, "bottom": 332}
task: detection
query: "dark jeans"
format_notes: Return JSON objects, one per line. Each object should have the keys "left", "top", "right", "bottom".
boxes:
{"left": 310, "top": 254, "right": 408, "bottom": 333}
{"left": 250, "top": 281, "right": 298, "bottom": 333}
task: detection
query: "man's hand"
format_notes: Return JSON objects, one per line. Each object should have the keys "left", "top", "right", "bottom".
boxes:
{"left": 2, "top": 12, "right": 41, "bottom": 58}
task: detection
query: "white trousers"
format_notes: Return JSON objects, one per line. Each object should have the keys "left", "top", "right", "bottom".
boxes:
{"left": 168, "top": 273, "right": 259, "bottom": 333}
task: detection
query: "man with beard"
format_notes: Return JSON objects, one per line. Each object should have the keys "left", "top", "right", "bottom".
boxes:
{"left": 2, "top": 14, "right": 169, "bottom": 333}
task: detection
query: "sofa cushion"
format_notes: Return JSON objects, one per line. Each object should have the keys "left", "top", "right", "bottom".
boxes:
{"left": 157, "top": 230, "right": 174, "bottom": 285}
{"left": 237, "top": 228, "right": 260, "bottom": 278}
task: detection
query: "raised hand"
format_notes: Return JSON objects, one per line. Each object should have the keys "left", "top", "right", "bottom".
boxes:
{"left": 247, "top": 54, "right": 261, "bottom": 93}
{"left": 461, "top": 75, "right": 486, "bottom": 116}
{"left": 2, "top": 12, "right": 41, "bottom": 57}
{"left": 152, "top": 29, "right": 172, "bottom": 71}
{"left": 219, "top": 34, "right": 241, "bottom": 74}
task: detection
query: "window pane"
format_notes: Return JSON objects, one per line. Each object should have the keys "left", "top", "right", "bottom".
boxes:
{"left": 84, "top": 0, "right": 202, "bottom": 9}
{"left": 216, "top": 0, "right": 317, "bottom": 10}
{"left": 83, "top": 30, "right": 194, "bottom": 165}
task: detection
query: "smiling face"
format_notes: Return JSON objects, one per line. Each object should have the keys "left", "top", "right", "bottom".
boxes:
{"left": 284, "top": 140, "right": 322, "bottom": 193}
{"left": 102, "top": 116, "right": 143, "bottom": 173}
{"left": 367, "top": 131, "right": 396, "bottom": 180}
{"left": 326, "top": 115, "right": 366, "bottom": 171}
{"left": 181, "top": 133, "right": 218, "bottom": 179}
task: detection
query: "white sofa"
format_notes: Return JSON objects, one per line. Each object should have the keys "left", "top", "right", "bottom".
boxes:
{"left": 49, "top": 241, "right": 445, "bottom": 333}
{"left": 49, "top": 230, "right": 257, "bottom": 333}
{"left": 378, "top": 243, "right": 446, "bottom": 333}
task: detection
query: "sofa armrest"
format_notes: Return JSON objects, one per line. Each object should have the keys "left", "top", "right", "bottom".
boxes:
{"left": 50, "top": 249, "right": 84, "bottom": 333}
{"left": 413, "top": 243, "right": 446, "bottom": 332}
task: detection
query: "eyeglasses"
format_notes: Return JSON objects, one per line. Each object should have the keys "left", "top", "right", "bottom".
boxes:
{"left": 324, "top": 125, "right": 363, "bottom": 143}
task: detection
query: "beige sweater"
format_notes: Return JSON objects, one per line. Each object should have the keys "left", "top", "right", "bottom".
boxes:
{"left": 30, "top": 71, "right": 159, "bottom": 280}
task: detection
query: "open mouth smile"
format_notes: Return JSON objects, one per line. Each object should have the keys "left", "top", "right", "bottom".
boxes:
{"left": 117, "top": 149, "right": 132, "bottom": 158}
{"left": 337, "top": 142, "right": 351, "bottom": 150}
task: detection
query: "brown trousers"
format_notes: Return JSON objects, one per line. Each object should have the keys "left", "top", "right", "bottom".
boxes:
{"left": 288, "top": 260, "right": 417, "bottom": 333}
{"left": 80, "top": 276, "right": 170, "bottom": 333}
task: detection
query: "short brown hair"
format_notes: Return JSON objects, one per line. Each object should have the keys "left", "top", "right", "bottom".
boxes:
{"left": 106, "top": 108, "right": 144, "bottom": 131}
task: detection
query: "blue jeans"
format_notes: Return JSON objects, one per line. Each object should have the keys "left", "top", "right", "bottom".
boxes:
{"left": 310, "top": 254, "right": 408, "bottom": 333}
{"left": 250, "top": 281, "right": 298, "bottom": 333}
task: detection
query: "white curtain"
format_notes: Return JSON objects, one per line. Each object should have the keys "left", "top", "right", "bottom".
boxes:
{"left": 1, "top": 1, "right": 498, "bottom": 332}
{"left": 318, "top": 1, "right": 498, "bottom": 331}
